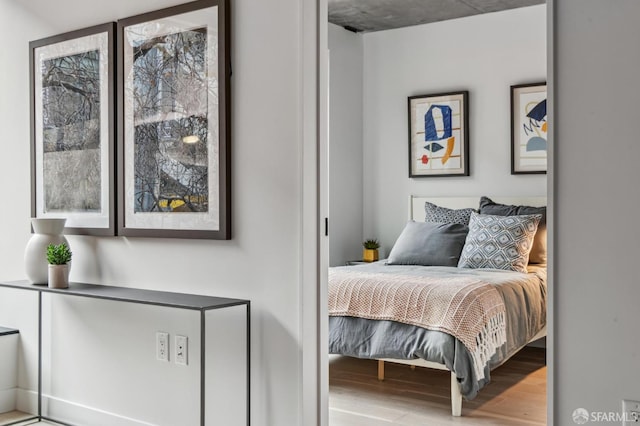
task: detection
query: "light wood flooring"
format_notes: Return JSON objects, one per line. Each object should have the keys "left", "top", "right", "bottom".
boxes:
{"left": 0, "top": 411, "right": 58, "bottom": 426}
{"left": 0, "top": 411, "right": 35, "bottom": 425}
{"left": 329, "top": 347, "right": 546, "bottom": 426}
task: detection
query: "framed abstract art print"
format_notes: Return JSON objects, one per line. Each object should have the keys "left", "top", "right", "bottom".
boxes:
{"left": 511, "top": 82, "right": 547, "bottom": 174}
{"left": 408, "top": 91, "right": 469, "bottom": 177}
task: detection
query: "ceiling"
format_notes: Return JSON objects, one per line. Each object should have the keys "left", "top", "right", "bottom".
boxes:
{"left": 328, "top": 0, "right": 545, "bottom": 32}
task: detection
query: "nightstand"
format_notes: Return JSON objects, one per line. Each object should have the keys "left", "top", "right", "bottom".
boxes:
{"left": 346, "top": 260, "right": 368, "bottom": 266}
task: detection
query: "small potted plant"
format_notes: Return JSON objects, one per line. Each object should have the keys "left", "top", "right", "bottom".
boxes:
{"left": 46, "top": 243, "right": 72, "bottom": 289}
{"left": 362, "top": 239, "right": 380, "bottom": 263}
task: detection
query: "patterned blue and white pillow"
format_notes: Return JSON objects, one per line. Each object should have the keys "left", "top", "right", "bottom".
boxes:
{"left": 478, "top": 196, "right": 547, "bottom": 264}
{"left": 458, "top": 212, "right": 542, "bottom": 273}
{"left": 424, "top": 202, "right": 476, "bottom": 226}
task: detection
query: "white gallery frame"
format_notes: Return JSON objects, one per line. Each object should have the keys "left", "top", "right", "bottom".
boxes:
{"left": 30, "top": 22, "right": 116, "bottom": 236}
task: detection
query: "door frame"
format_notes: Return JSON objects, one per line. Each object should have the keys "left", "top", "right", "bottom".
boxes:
{"left": 304, "top": 1, "right": 556, "bottom": 424}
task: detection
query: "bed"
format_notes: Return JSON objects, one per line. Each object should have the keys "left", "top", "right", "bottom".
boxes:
{"left": 328, "top": 196, "right": 547, "bottom": 416}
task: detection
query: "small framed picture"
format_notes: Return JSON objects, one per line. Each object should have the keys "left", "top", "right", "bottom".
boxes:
{"left": 30, "top": 23, "right": 116, "bottom": 236}
{"left": 408, "top": 91, "right": 469, "bottom": 177}
{"left": 511, "top": 82, "right": 547, "bottom": 174}
{"left": 117, "top": 0, "right": 231, "bottom": 239}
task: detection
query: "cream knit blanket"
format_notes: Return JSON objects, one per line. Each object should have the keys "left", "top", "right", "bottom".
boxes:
{"left": 328, "top": 269, "right": 507, "bottom": 380}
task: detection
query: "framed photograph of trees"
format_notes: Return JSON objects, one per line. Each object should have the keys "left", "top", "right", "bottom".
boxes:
{"left": 117, "top": 0, "right": 231, "bottom": 239}
{"left": 30, "top": 22, "right": 116, "bottom": 236}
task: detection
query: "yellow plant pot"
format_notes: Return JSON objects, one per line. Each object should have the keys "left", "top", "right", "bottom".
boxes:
{"left": 363, "top": 249, "right": 379, "bottom": 263}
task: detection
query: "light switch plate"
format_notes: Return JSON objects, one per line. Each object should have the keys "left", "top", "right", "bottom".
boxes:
{"left": 175, "top": 335, "right": 188, "bottom": 366}
{"left": 156, "top": 332, "right": 169, "bottom": 362}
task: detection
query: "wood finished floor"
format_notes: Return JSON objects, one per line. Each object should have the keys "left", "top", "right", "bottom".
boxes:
{"left": 0, "top": 411, "right": 58, "bottom": 426}
{"left": 329, "top": 347, "right": 546, "bottom": 426}
{"left": 0, "top": 411, "right": 35, "bottom": 424}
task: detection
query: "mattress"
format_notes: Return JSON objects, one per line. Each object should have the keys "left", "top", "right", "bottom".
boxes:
{"left": 328, "top": 262, "right": 546, "bottom": 399}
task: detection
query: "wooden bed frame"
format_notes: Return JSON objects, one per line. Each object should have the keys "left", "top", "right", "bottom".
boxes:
{"left": 375, "top": 195, "right": 547, "bottom": 416}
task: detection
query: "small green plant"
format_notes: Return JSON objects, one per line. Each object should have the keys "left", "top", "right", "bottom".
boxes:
{"left": 46, "top": 243, "right": 72, "bottom": 265}
{"left": 363, "top": 239, "right": 380, "bottom": 250}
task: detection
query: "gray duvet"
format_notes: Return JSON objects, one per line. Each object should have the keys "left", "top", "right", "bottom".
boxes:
{"left": 328, "top": 262, "right": 547, "bottom": 399}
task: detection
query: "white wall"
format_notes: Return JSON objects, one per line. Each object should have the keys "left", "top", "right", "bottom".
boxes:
{"left": 0, "top": 0, "right": 316, "bottom": 424}
{"left": 362, "top": 6, "right": 547, "bottom": 252}
{"left": 552, "top": 0, "right": 640, "bottom": 422}
{"left": 0, "top": 289, "right": 38, "bottom": 414}
{"left": 41, "top": 297, "right": 203, "bottom": 425}
{"left": 0, "top": 332, "right": 19, "bottom": 413}
{"left": 328, "top": 24, "right": 364, "bottom": 266}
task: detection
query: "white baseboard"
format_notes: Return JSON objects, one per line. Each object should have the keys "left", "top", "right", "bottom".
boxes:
{"left": 15, "top": 389, "right": 156, "bottom": 426}
{"left": 15, "top": 389, "right": 152, "bottom": 426}
{"left": 42, "top": 394, "right": 155, "bottom": 426}
{"left": 0, "top": 388, "right": 16, "bottom": 413}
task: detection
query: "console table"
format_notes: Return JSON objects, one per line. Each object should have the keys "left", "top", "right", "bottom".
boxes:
{"left": 0, "top": 281, "right": 250, "bottom": 426}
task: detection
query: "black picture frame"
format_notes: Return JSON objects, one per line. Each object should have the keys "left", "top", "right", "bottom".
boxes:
{"left": 117, "top": 0, "right": 231, "bottom": 239}
{"left": 511, "top": 82, "right": 547, "bottom": 175}
{"left": 30, "top": 22, "right": 116, "bottom": 236}
{"left": 408, "top": 91, "right": 469, "bottom": 178}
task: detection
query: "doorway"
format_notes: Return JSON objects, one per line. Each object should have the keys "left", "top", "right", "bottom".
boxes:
{"left": 322, "top": 3, "right": 551, "bottom": 425}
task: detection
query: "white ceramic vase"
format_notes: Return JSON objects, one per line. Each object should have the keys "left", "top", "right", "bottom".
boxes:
{"left": 24, "top": 218, "right": 69, "bottom": 285}
{"left": 48, "top": 264, "right": 69, "bottom": 289}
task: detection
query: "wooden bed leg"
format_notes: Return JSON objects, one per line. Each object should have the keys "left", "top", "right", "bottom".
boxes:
{"left": 377, "top": 360, "right": 385, "bottom": 381}
{"left": 451, "top": 372, "right": 462, "bottom": 416}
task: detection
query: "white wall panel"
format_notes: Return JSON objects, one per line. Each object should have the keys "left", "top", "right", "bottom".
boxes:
{"left": 328, "top": 24, "right": 364, "bottom": 266}
{"left": 552, "top": 0, "right": 640, "bottom": 422}
{"left": 0, "top": 0, "right": 315, "bottom": 423}
{"left": 361, "top": 6, "right": 547, "bottom": 252}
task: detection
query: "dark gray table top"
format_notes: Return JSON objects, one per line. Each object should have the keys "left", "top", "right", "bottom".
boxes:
{"left": 0, "top": 280, "right": 249, "bottom": 311}
{"left": 0, "top": 326, "right": 19, "bottom": 336}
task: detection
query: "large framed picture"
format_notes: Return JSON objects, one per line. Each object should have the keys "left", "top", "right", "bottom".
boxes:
{"left": 30, "top": 23, "right": 116, "bottom": 236}
{"left": 511, "top": 82, "right": 547, "bottom": 174}
{"left": 408, "top": 91, "right": 469, "bottom": 177}
{"left": 117, "top": 0, "right": 231, "bottom": 239}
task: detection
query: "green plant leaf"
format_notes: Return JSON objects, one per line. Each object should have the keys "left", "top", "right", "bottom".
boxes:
{"left": 46, "top": 243, "right": 72, "bottom": 265}
{"left": 363, "top": 239, "right": 380, "bottom": 249}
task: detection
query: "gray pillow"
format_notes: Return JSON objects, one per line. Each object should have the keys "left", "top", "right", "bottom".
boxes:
{"left": 478, "top": 196, "right": 547, "bottom": 264}
{"left": 458, "top": 212, "right": 542, "bottom": 273}
{"left": 387, "top": 221, "right": 469, "bottom": 267}
{"left": 424, "top": 201, "right": 476, "bottom": 226}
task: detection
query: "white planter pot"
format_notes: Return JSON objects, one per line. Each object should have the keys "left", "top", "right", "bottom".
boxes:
{"left": 24, "top": 218, "right": 68, "bottom": 285}
{"left": 48, "top": 264, "right": 69, "bottom": 289}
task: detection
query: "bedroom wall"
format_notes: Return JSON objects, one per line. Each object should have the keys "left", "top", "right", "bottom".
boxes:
{"left": 552, "top": 0, "right": 640, "bottom": 422}
{"left": 0, "top": 0, "right": 316, "bottom": 424}
{"left": 361, "top": 5, "right": 547, "bottom": 252}
{"left": 328, "top": 24, "right": 364, "bottom": 266}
